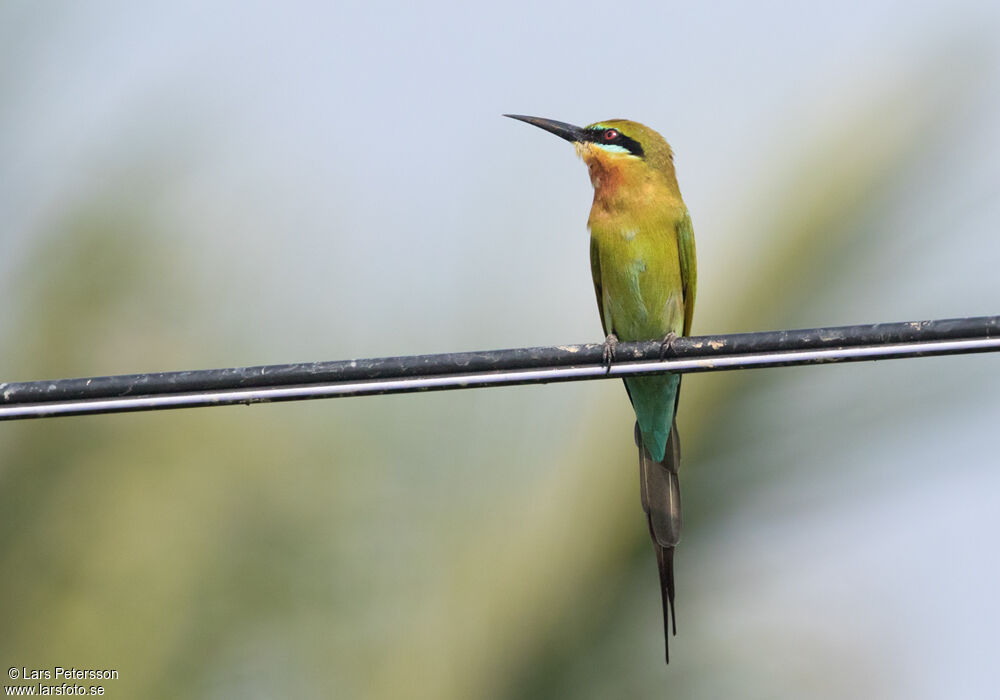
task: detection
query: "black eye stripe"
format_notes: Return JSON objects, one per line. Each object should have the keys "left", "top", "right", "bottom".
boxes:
{"left": 585, "top": 127, "right": 645, "bottom": 157}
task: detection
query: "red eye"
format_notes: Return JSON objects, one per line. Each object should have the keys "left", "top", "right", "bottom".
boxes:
{"left": 604, "top": 129, "right": 619, "bottom": 141}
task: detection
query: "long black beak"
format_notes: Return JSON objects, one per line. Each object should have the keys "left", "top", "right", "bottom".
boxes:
{"left": 504, "top": 114, "right": 587, "bottom": 143}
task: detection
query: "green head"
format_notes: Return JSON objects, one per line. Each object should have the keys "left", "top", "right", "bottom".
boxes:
{"left": 504, "top": 115, "right": 677, "bottom": 191}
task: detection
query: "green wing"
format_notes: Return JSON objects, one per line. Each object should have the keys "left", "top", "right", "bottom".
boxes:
{"left": 676, "top": 212, "right": 697, "bottom": 336}
{"left": 590, "top": 236, "right": 609, "bottom": 336}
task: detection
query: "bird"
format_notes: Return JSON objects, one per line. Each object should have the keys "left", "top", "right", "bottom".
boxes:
{"left": 505, "top": 114, "right": 696, "bottom": 663}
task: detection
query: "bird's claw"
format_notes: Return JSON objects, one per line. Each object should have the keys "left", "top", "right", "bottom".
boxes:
{"left": 602, "top": 334, "right": 619, "bottom": 374}
{"left": 658, "top": 332, "right": 679, "bottom": 360}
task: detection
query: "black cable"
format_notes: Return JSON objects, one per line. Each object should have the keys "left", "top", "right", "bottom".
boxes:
{"left": 1, "top": 315, "right": 997, "bottom": 420}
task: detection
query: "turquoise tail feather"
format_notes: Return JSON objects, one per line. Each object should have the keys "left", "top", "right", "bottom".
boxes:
{"left": 630, "top": 374, "right": 683, "bottom": 663}
{"left": 625, "top": 372, "right": 679, "bottom": 462}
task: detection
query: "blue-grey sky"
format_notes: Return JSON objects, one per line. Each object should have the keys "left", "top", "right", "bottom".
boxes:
{"left": 3, "top": 1, "right": 997, "bottom": 354}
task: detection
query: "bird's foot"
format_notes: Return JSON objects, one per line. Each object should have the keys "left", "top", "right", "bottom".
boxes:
{"left": 602, "top": 333, "right": 619, "bottom": 374}
{"left": 658, "top": 332, "right": 679, "bottom": 360}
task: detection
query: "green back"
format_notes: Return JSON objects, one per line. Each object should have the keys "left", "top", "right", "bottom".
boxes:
{"left": 591, "top": 211, "right": 694, "bottom": 462}
{"left": 587, "top": 146, "right": 696, "bottom": 463}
